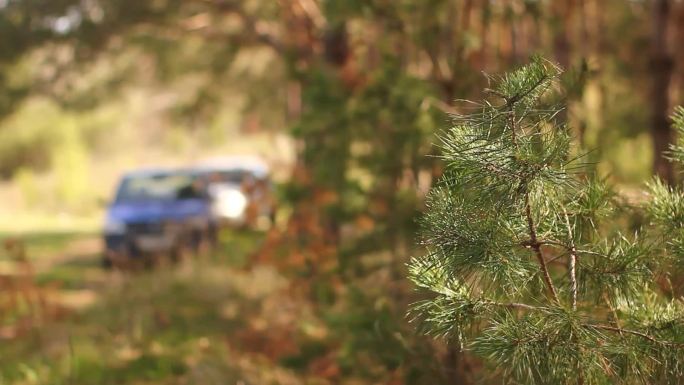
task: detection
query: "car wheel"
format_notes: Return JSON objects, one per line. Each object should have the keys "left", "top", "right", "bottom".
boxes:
{"left": 143, "top": 256, "right": 156, "bottom": 270}
{"left": 170, "top": 242, "right": 189, "bottom": 264}
{"left": 208, "top": 224, "right": 219, "bottom": 247}
{"left": 191, "top": 229, "right": 214, "bottom": 257}
{"left": 101, "top": 256, "right": 113, "bottom": 270}
{"left": 203, "top": 226, "right": 219, "bottom": 255}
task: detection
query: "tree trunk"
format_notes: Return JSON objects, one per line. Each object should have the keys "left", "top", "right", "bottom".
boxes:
{"left": 651, "top": 0, "right": 675, "bottom": 184}
{"left": 444, "top": 342, "right": 471, "bottom": 385}
{"left": 551, "top": 0, "right": 574, "bottom": 124}
{"left": 672, "top": 2, "right": 684, "bottom": 111}
{"left": 552, "top": 0, "right": 573, "bottom": 71}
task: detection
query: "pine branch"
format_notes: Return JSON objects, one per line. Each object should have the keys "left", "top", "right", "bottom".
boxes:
{"left": 501, "top": 70, "right": 561, "bottom": 305}
{"left": 525, "top": 192, "right": 560, "bottom": 304}
{"left": 563, "top": 208, "right": 578, "bottom": 310}
{"left": 504, "top": 73, "right": 551, "bottom": 108}
{"left": 485, "top": 72, "right": 552, "bottom": 109}
{"left": 489, "top": 301, "right": 544, "bottom": 311}
{"left": 501, "top": 74, "right": 561, "bottom": 305}
{"left": 603, "top": 292, "right": 624, "bottom": 338}
{"left": 583, "top": 324, "right": 684, "bottom": 347}
{"left": 411, "top": 61, "right": 684, "bottom": 383}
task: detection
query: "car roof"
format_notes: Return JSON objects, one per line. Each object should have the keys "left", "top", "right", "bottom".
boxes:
{"left": 193, "top": 156, "right": 270, "bottom": 177}
{"left": 121, "top": 167, "right": 194, "bottom": 178}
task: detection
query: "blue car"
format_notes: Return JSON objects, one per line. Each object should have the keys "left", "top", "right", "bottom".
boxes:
{"left": 102, "top": 168, "right": 216, "bottom": 268}
{"left": 192, "top": 157, "right": 276, "bottom": 229}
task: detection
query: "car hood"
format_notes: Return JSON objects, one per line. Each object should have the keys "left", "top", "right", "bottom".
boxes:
{"left": 107, "top": 199, "right": 208, "bottom": 223}
{"left": 208, "top": 182, "right": 242, "bottom": 196}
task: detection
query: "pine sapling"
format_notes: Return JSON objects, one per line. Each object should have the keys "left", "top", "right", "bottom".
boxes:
{"left": 409, "top": 57, "right": 684, "bottom": 384}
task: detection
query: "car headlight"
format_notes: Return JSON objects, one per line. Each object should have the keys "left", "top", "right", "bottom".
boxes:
{"left": 103, "top": 218, "right": 126, "bottom": 235}
{"left": 214, "top": 189, "right": 248, "bottom": 218}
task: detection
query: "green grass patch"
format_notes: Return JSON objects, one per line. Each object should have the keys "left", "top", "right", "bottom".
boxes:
{"left": 0, "top": 230, "right": 98, "bottom": 260}
{"left": 0, "top": 230, "right": 266, "bottom": 385}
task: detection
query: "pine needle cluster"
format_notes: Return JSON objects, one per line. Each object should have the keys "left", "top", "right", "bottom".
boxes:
{"left": 409, "top": 57, "right": 684, "bottom": 384}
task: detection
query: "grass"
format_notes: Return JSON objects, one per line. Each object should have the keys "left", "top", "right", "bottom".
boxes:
{"left": 0, "top": 228, "right": 295, "bottom": 385}
{"left": 0, "top": 227, "right": 444, "bottom": 385}
{"left": 0, "top": 273, "right": 245, "bottom": 384}
{"left": 0, "top": 230, "right": 98, "bottom": 263}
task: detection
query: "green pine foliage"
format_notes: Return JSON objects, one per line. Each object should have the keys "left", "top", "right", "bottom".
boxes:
{"left": 409, "top": 57, "right": 684, "bottom": 384}
{"left": 648, "top": 106, "right": 684, "bottom": 271}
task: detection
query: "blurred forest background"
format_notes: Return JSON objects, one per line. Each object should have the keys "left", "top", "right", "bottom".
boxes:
{"left": 0, "top": 0, "right": 683, "bottom": 384}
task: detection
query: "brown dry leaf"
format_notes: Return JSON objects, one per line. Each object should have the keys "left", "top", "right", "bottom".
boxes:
{"left": 386, "top": 368, "right": 405, "bottom": 385}
{"left": 154, "top": 309, "right": 171, "bottom": 328}
{"left": 313, "top": 189, "right": 339, "bottom": 206}
{"left": 354, "top": 215, "right": 375, "bottom": 232}
{"left": 117, "top": 345, "right": 142, "bottom": 362}
{"left": 55, "top": 289, "right": 98, "bottom": 310}
{"left": 308, "top": 354, "right": 341, "bottom": 380}
{"left": 236, "top": 326, "right": 299, "bottom": 361}
{"left": 289, "top": 251, "right": 307, "bottom": 267}
{"left": 0, "top": 325, "right": 16, "bottom": 340}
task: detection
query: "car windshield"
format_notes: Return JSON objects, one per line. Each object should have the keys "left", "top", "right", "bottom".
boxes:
{"left": 206, "top": 170, "right": 252, "bottom": 184}
{"left": 115, "top": 173, "right": 200, "bottom": 202}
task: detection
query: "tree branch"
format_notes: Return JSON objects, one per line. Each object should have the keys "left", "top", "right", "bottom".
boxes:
{"left": 525, "top": 193, "right": 561, "bottom": 304}
{"left": 563, "top": 208, "right": 578, "bottom": 310}
{"left": 294, "top": 0, "right": 326, "bottom": 29}
{"left": 506, "top": 74, "right": 551, "bottom": 107}
{"left": 507, "top": 92, "right": 560, "bottom": 305}
{"left": 199, "top": 0, "right": 286, "bottom": 54}
{"left": 491, "top": 301, "right": 543, "bottom": 311}
{"left": 603, "top": 292, "right": 624, "bottom": 338}
{"left": 583, "top": 324, "right": 684, "bottom": 347}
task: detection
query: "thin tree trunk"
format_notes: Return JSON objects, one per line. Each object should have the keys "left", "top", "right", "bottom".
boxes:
{"left": 476, "top": 0, "right": 491, "bottom": 72}
{"left": 672, "top": 2, "right": 684, "bottom": 112}
{"left": 651, "top": 0, "right": 675, "bottom": 184}
{"left": 552, "top": 0, "right": 573, "bottom": 70}
{"left": 551, "top": 0, "right": 574, "bottom": 124}
{"left": 578, "top": 0, "right": 589, "bottom": 60}
{"left": 444, "top": 342, "right": 471, "bottom": 385}
{"left": 509, "top": 4, "right": 519, "bottom": 65}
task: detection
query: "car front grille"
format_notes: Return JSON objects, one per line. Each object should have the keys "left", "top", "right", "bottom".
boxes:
{"left": 127, "top": 221, "right": 165, "bottom": 235}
